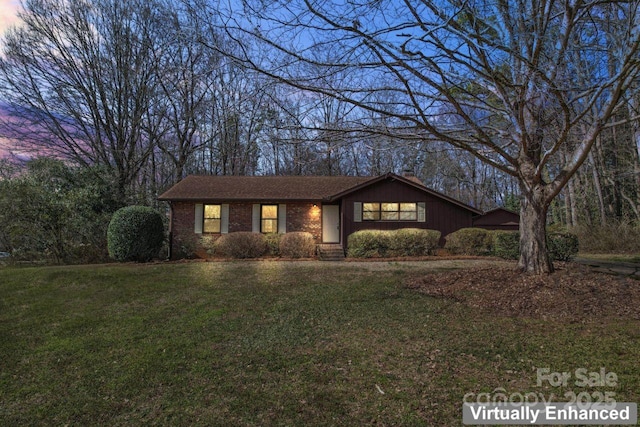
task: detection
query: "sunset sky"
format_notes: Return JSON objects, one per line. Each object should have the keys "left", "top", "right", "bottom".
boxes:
{"left": 0, "top": 1, "right": 19, "bottom": 158}
{"left": 0, "top": 0, "right": 19, "bottom": 37}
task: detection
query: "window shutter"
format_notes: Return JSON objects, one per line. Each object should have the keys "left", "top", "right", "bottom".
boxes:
{"left": 353, "top": 202, "right": 362, "bottom": 222}
{"left": 194, "top": 204, "right": 203, "bottom": 234}
{"left": 252, "top": 204, "right": 260, "bottom": 232}
{"left": 278, "top": 204, "right": 287, "bottom": 234}
{"left": 417, "top": 202, "right": 426, "bottom": 223}
{"left": 221, "top": 204, "right": 229, "bottom": 234}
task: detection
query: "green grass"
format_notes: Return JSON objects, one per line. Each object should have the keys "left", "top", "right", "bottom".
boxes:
{"left": 1, "top": 261, "right": 639, "bottom": 426}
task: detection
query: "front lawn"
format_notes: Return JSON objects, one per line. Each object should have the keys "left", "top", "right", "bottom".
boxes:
{"left": 1, "top": 260, "right": 639, "bottom": 425}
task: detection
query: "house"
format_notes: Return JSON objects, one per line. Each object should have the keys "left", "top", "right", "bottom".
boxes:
{"left": 158, "top": 172, "right": 483, "bottom": 258}
{"left": 472, "top": 208, "right": 520, "bottom": 231}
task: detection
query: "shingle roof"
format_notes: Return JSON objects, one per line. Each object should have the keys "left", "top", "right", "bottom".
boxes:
{"left": 157, "top": 173, "right": 482, "bottom": 214}
{"left": 158, "top": 175, "right": 373, "bottom": 202}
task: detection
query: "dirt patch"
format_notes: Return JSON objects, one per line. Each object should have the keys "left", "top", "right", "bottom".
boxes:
{"left": 405, "top": 263, "right": 640, "bottom": 320}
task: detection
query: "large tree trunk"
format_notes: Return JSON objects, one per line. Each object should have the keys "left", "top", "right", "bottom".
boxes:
{"left": 519, "top": 187, "right": 553, "bottom": 274}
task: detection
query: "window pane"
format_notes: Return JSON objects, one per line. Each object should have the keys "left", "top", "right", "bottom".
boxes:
{"left": 262, "top": 219, "right": 278, "bottom": 233}
{"left": 382, "top": 211, "right": 399, "bottom": 220}
{"left": 400, "top": 203, "right": 417, "bottom": 211}
{"left": 400, "top": 211, "right": 417, "bottom": 220}
{"left": 204, "top": 219, "right": 221, "bottom": 233}
{"left": 363, "top": 211, "right": 380, "bottom": 221}
{"left": 262, "top": 205, "right": 278, "bottom": 219}
{"left": 204, "top": 204, "right": 221, "bottom": 219}
{"left": 363, "top": 203, "right": 379, "bottom": 212}
{"left": 381, "top": 203, "right": 398, "bottom": 212}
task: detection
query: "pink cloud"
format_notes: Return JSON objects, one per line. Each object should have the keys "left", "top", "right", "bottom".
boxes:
{"left": 0, "top": 0, "right": 20, "bottom": 37}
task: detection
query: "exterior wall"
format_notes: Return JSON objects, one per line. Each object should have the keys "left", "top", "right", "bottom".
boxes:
{"left": 167, "top": 179, "right": 477, "bottom": 258}
{"left": 472, "top": 209, "right": 520, "bottom": 231}
{"left": 288, "top": 203, "right": 323, "bottom": 242}
{"left": 340, "top": 179, "right": 474, "bottom": 245}
{"left": 169, "top": 201, "right": 199, "bottom": 258}
{"left": 228, "top": 203, "right": 253, "bottom": 233}
{"left": 169, "top": 201, "right": 322, "bottom": 259}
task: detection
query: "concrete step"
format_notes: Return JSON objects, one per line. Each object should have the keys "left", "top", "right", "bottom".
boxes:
{"left": 317, "top": 245, "right": 345, "bottom": 261}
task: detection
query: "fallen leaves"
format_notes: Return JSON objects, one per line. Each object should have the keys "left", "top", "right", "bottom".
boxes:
{"left": 405, "top": 263, "right": 640, "bottom": 320}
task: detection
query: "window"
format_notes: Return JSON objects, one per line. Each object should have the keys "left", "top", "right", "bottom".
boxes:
{"left": 203, "top": 204, "right": 221, "bottom": 233}
{"left": 363, "top": 203, "right": 380, "bottom": 221}
{"left": 362, "top": 202, "right": 417, "bottom": 221}
{"left": 400, "top": 203, "right": 418, "bottom": 220}
{"left": 261, "top": 204, "right": 278, "bottom": 233}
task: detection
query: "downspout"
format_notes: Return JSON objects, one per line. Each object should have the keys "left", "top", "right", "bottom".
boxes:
{"left": 167, "top": 201, "right": 173, "bottom": 260}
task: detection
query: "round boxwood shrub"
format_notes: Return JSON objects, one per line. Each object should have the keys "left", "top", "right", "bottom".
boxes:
{"left": 388, "top": 228, "right": 441, "bottom": 256}
{"left": 279, "top": 232, "right": 316, "bottom": 258}
{"left": 107, "top": 205, "right": 165, "bottom": 262}
{"left": 444, "top": 227, "right": 493, "bottom": 255}
{"left": 214, "top": 232, "right": 267, "bottom": 259}
{"left": 347, "top": 230, "right": 392, "bottom": 258}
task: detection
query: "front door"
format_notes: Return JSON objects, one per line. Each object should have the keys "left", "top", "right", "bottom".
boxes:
{"left": 322, "top": 204, "right": 340, "bottom": 243}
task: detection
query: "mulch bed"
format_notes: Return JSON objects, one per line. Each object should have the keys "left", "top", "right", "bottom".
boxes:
{"left": 405, "top": 263, "right": 640, "bottom": 320}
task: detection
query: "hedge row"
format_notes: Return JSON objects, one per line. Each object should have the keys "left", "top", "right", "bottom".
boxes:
{"left": 347, "top": 228, "right": 441, "bottom": 258}
{"left": 195, "top": 227, "right": 578, "bottom": 261}
{"left": 444, "top": 228, "right": 579, "bottom": 261}
{"left": 202, "top": 231, "right": 317, "bottom": 259}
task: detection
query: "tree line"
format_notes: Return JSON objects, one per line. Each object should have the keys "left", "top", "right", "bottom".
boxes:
{"left": 1, "top": 0, "right": 640, "bottom": 271}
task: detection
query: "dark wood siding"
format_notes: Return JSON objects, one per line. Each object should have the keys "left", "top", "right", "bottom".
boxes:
{"left": 472, "top": 209, "right": 520, "bottom": 231}
{"left": 341, "top": 179, "right": 474, "bottom": 244}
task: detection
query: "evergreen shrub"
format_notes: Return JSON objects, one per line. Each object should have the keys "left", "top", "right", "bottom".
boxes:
{"left": 347, "top": 230, "right": 392, "bottom": 258}
{"left": 444, "top": 228, "right": 493, "bottom": 255}
{"left": 388, "top": 228, "right": 441, "bottom": 256}
{"left": 107, "top": 206, "right": 164, "bottom": 262}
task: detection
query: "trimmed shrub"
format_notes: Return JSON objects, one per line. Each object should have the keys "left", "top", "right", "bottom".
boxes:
{"left": 214, "top": 232, "right": 267, "bottom": 259}
{"left": 264, "top": 233, "right": 282, "bottom": 256}
{"left": 491, "top": 231, "right": 579, "bottom": 262}
{"left": 548, "top": 232, "right": 579, "bottom": 261}
{"left": 493, "top": 230, "right": 520, "bottom": 260}
{"left": 388, "top": 228, "right": 441, "bottom": 256}
{"left": 279, "top": 232, "right": 316, "bottom": 258}
{"left": 107, "top": 205, "right": 165, "bottom": 262}
{"left": 347, "top": 230, "right": 392, "bottom": 258}
{"left": 444, "top": 228, "right": 493, "bottom": 255}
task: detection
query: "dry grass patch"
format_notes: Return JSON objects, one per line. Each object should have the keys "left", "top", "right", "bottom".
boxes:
{"left": 406, "top": 263, "right": 640, "bottom": 320}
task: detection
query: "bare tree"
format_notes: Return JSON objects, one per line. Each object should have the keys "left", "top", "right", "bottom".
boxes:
{"left": 152, "top": 1, "right": 222, "bottom": 183}
{"left": 216, "top": 0, "right": 640, "bottom": 273}
{"left": 0, "top": 0, "right": 163, "bottom": 202}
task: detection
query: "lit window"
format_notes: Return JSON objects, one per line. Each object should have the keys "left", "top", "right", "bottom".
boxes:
{"left": 362, "top": 202, "right": 417, "bottom": 221}
{"left": 203, "top": 204, "right": 221, "bottom": 233}
{"left": 400, "top": 203, "right": 418, "bottom": 220}
{"left": 381, "top": 203, "right": 399, "bottom": 220}
{"left": 261, "top": 205, "right": 278, "bottom": 233}
{"left": 363, "top": 203, "right": 380, "bottom": 220}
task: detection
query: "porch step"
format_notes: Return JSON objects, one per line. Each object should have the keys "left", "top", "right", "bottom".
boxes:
{"left": 317, "top": 244, "right": 345, "bottom": 261}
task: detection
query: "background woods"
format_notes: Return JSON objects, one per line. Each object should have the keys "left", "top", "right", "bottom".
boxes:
{"left": 1, "top": 0, "right": 640, "bottom": 264}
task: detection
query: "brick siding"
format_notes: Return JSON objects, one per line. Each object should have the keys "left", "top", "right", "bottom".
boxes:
{"left": 168, "top": 201, "right": 323, "bottom": 259}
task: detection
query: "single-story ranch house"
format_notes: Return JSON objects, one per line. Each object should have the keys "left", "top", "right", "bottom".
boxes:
{"left": 158, "top": 172, "right": 516, "bottom": 258}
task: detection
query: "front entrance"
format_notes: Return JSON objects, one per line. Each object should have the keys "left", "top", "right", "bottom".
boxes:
{"left": 322, "top": 204, "right": 340, "bottom": 243}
